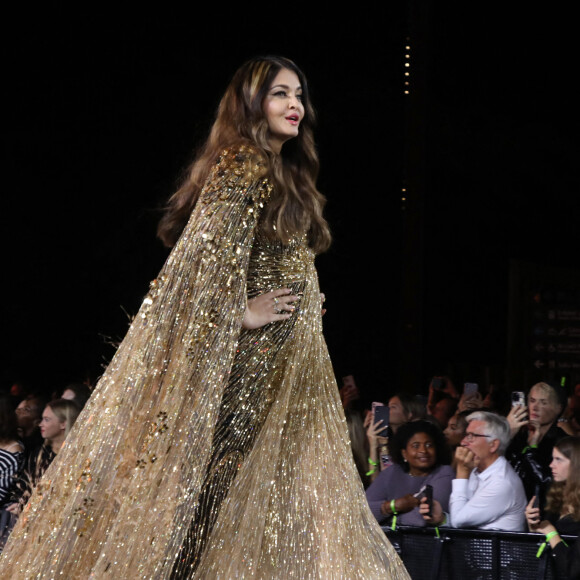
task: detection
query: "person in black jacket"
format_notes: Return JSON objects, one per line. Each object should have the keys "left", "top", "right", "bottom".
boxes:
{"left": 525, "top": 436, "right": 580, "bottom": 579}
{"left": 506, "top": 381, "right": 568, "bottom": 505}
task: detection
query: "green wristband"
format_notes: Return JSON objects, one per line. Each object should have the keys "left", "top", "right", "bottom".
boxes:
{"left": 537, "top": 531, "right": 563, "bottom": 558}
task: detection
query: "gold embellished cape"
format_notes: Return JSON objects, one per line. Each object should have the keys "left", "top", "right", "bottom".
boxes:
{"left": 0, "top": 145, "right": 410, "bottom": 579}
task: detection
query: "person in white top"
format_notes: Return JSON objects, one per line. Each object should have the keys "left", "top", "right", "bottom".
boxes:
{"left": 420, "top": 411, "right": 527, "bottom": 531}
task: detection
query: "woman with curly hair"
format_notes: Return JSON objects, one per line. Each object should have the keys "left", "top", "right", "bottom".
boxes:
{"left": 366, "top": 419, "right": 454, "bottom": 527}
{"left": 525, "top": 436, "right": 580, "bottom": 578}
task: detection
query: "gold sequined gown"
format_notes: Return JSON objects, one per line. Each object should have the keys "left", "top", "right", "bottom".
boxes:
{"left": 0, "top": 146, "right": 410, "bottom": 579}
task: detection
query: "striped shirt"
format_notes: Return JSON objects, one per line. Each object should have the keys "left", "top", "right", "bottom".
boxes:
{"left": 0, "top": 446, "right": 24, "bottom": 506}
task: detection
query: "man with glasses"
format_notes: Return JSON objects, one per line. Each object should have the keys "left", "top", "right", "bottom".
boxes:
{"left": 420, "top": 411, "right": 526, "bottom": 531}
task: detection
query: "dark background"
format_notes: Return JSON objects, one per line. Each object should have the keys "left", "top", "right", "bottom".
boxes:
{"left": 2, "top": 4, "right": 578, "bottom": 404}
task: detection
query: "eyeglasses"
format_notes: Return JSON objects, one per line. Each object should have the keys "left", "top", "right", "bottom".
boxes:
{"left": 463, "top": 432, "right": 493, "bottom": 442}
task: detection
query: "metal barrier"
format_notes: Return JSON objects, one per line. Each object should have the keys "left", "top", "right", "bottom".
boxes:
{"left": 383, "top": 525, "right": 577, "bottom": 580}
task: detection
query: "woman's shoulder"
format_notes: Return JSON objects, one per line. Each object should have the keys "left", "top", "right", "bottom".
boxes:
{"left": 0, "top": 440, "right": 24, "bottom": 455}
{"left": 556, "top": 514, "right": 580, "bottom": 536}
{"left": 429, "top": 464, "right": 455, "bottom": 479}
{"left": 369, "top": 463, "right": 404, "bottom": 488}
{"left": 215, "top": 143, "right": 269, "bottom": 180}
{"left": 379, "top": 463, "right": 407, "bottom": 482}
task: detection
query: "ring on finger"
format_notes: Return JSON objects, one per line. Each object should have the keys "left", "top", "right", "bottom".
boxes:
{"left": 273, "top": 297, "right": 279, "bottom": 304}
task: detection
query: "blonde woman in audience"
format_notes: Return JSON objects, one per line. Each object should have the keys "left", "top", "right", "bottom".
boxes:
{"left": 6, "top": 399, "right": 80, "bottom": 515}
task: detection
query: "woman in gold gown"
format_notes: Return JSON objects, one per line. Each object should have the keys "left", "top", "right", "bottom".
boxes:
{"left": 0, "top": 56, "right": 410, "bottom": 579}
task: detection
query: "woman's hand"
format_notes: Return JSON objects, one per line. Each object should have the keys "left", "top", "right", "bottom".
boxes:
{"left": 5, "top": 502, "right": 20, "bottom": 516}
{"left": 380, "top": 494, "right": 419, "bottom": 517}
{"left": 397, "top": 493, "right": 420, "bottom": 513}
{"left": 526, "top": 498, "right": 559, "bottom": 539}
{"left": 525, "top": 497, "right": 541, "bottom": 531}
{"left": 507, "top": 404, "right": 528, "bottom": 439}
{"left": 365, "top": 417, "right": 387, "bottom": 448}
{"left": 458, "top": 391, "right": 483, "bottom": 412}
{"left": 420, "top": 497, "right": 444, "bottom": 525}
{"left": 527, "top": 419, "right": 542, "bottom": 446}
{"left": 242, "top": 288, "right": 297, "bottom": 330}
{"left": 535, "top": 520, "right": 558, "bottom": 537}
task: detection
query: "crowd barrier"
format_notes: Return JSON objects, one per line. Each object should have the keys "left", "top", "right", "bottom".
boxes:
{"left": 383, "top": 524, "right": 577, "bottom": 580}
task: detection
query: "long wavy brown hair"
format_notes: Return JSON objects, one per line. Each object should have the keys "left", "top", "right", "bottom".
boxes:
{"left": 545, "top": 436, "right": 580, "bottom": 520}
{"left": 157, "top": 56, "right": 331, "bottom": 253}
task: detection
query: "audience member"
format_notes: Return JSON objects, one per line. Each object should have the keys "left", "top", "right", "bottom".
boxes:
{"left": 457, "top": 389, "right": 483, "bottom": 413}
{"left": 556, "top": 393, "right": 578, "bottom": 437}
{"left": 407, "top": 395, "right": 428, "bottom": 422}
{"left": 0, "top": 393, "right": 24, "bottom": 507}
{"left": 7, "top": 398, "right": 80, "bottom": 516}
{"left": 571, "top": 387, "right": 580, "bottom": 437}
{"left": 364, "top": 410, "right": 391, "bottom": 482}
{"left": 7, "top": 381, "right": 29, "bottom": 410}
{"left": 14, "top": 393, "right": 47, "bottom": 463}
{"left": 506, "top": 381, "right": 568, "bottom": 504}
{"left": 364, "top": 393, "right": 421, "bottom": 481}
{"left": 429, "top": 393, "right": 457, "bottom": 430}
{"left": 525, "top": 436, "right": 580, "bottom": 579}
{"left": 426, "top": 376, "right": 459, "bottom": 429}
{"left": 481, "top": 384, "right": 512, "bottom": 417}
{"left": 366, "top": 420, "right": 453, "bottom": 527}
{"left": 427, "top": 375, "right": 459, "bottom": 398}
{"left": 60, "top": 382, "right": 92, "bottom": 410}
{"left": 387, "top": 393, "right": 419, "bottom": 433}
{"left": 345, "top": 406, "right": 371, "bottom": 488}
{"left": 420, "top": 411, "right": 526, "bottom": 531}
{"left": 443, "top": 409, "right": 470, "bottom": 469}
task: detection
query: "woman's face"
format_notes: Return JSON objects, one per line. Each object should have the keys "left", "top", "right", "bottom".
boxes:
{"left": 39, "top": 405, "right": 65, "bottom": 442}
{"left": 402, "top": 432, "right": 436, "bottom": 475}
{"left": 262, "top": 68, "right": 304, "bottom": 153}
{"left": 550, "top": 447, "right": 571, "bottom": 482}
{"left": 15, "top": 398, "right": 42, "bottom": 432}
{"left": 388, "top": 396, "right": 409, "bottom": 428}
{"left": 443, "top": 414, "right": 465, "bottom": 447}
{"left": 528, "top": 386, "right": 561, "bottom": 427}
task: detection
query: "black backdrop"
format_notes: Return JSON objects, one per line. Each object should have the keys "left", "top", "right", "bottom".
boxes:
{"left": 3, "top": 4, "right": 578, "bottom": 404}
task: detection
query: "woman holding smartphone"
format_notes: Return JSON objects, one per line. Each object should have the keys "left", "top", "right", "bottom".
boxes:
{"left": 525, "top": 436, "right": 580, "bottom": 578}
{"left": 366, "top": 420, "right": 454, "bottom": 527}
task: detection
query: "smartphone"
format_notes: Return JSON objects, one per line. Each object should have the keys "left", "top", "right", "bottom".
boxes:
{"left": 415, "top": 484, "right": 433, "bottom": 517}
{"left": 464, "top": 382, "right": 479, "bottom": 396}
{"left": 533, "top": 484, "right": 543, "bottom": 519}
{"left": 373, "top": 404, "right": 390, "bottom": 437}
{"left": 432, "top": 377, "right": 445, "bottom": 390}
{"left": 511, "top": 391, "right": 526, "bottom": 407}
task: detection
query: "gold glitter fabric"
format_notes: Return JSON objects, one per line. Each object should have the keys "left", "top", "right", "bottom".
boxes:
{"left": 0, "top": 145, "right": 410, "bottom": 579}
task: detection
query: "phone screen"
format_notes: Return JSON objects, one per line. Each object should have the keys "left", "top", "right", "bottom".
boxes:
{"left": 464, "top": 382, "right": 478, "bottom": 396}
